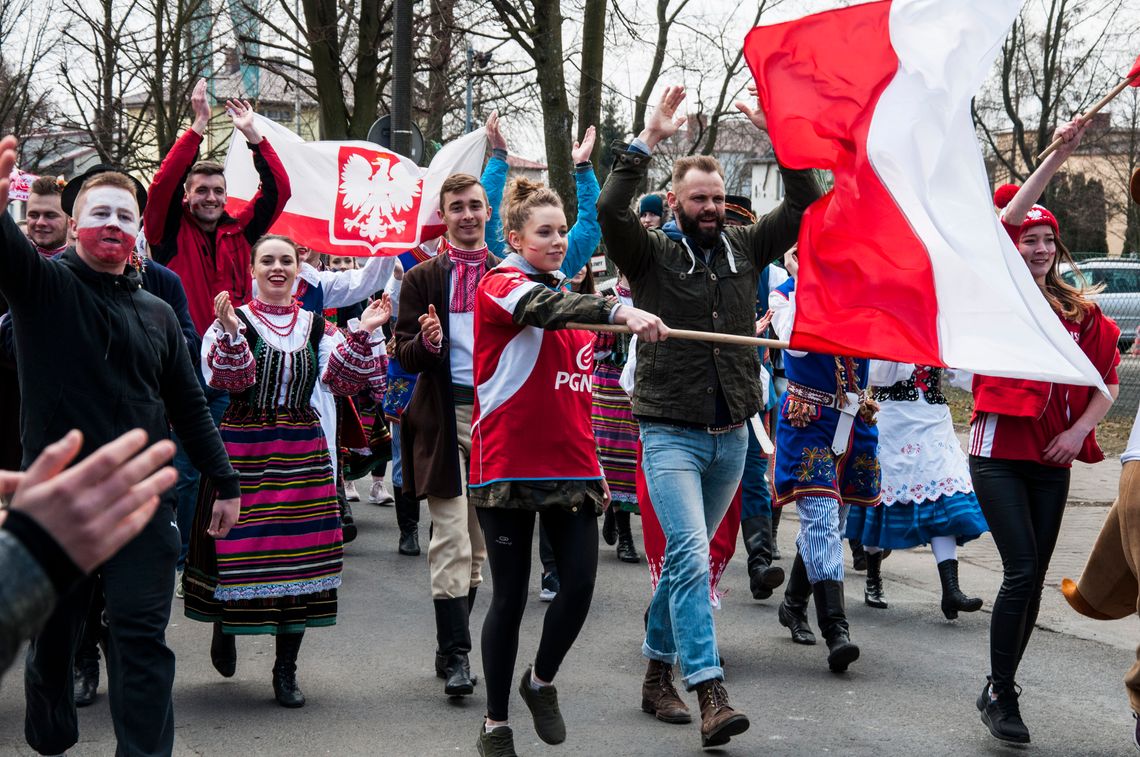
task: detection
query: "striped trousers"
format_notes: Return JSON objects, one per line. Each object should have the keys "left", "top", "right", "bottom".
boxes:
{"left": 795, "top": 495, "right": 850, "bottom": 583}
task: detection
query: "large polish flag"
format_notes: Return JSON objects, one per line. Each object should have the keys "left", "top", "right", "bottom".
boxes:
{"left": 224, "top": 114, "right": 487, "bottom": 256}
{"left": 745, "top": 0, "right": 1105, "bottom": 389}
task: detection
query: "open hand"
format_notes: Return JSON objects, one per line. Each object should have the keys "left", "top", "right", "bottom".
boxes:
{"left": 419, "top": 303, "right": 442, "bottom": 347}
{"left": 226, "top": 99, "right": 261, "bottom": 143}
{"left": 755, "top": 310, "right": 773, "bottom": 337}
{"left": 572, "top": 125, "right": 596, "bottom": 164}
{"left": 359, "top": 293, "right": 392, "bottom": 334}
{"left": 639, "top": 86, "right": 687, "bottom": 150}
{"left": 190, "top": 79, "right": 211, "bottom": 134}
{"left": 0, "top": 135, "right": 18, "bottom": 217}
{"left": 0, "top": 429, "right": 177, "bottom": 573}
{"left": 485, "top": 111, "right": 507, "bottom": 151}
{"left": 734, "top": 80, "right": 767, "bottom": 132}
{"left": 214, "top": 291, "right": 240, "bottom": 337}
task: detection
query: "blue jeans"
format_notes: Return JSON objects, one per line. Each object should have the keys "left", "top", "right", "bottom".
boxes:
{"left": 740, "top": 421, "right": 772, "bottom": 520}
{"left": 174, "top": 387, "right": 230, "bottom": 568}
{"left": 390, "top": 422, "right": 403, "bottom": 488}
{"left": 640, "top": 422, "right": 747, "bottom": 689}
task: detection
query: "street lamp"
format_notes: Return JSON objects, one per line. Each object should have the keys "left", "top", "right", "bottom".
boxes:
{"left": 465, "top": 46, "right": 493, "bottom": 133}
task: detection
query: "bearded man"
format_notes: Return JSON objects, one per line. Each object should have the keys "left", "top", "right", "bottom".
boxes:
{"left": 597, "top": 85, "right": 821, "bottom": 749}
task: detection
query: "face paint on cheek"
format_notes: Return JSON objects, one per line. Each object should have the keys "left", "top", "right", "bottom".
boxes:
{"left": 75, "top": 187, "right": 140, "bottom": 265}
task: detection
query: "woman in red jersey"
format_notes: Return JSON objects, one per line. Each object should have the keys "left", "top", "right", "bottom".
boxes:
{"left": 467, "top": 177, "right": 665, "bottom": 756}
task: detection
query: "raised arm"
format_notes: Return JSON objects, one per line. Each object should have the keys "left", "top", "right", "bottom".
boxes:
{"left": 731, "top": 89, "right": 820, "bottom": 268}
{"left": 560, "top": 126, "right": 601, "bottom": 279}
{"left": 480, "top": 112, "right": 509, "bottom": 257}
{"left": 144, "top": 79, "right": 212, "bottom": 264}
{"left": 598, "top": 87, "right": 688, "bottom": 281}
{"left": 0, "top": 138, "right": 52, "bottom": 306}
{"left": 233, "top": 99, "right": 291, "bottom": 243}
{"left": 1002, "top": 118, "right": 1087, "bottom": 227}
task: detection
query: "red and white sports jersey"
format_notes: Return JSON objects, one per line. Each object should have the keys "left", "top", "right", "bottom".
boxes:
{"left": 469, "top": 267, "right": 602, "bottom": 487}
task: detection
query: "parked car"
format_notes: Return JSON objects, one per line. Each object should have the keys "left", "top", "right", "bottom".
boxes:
{"left": 1059, "top": 257, "right": 1140, "bottom": 351}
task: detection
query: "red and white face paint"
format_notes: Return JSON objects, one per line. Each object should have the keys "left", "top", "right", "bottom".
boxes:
{"left": 75, "top": 187, "right": 139, "bottom": 267}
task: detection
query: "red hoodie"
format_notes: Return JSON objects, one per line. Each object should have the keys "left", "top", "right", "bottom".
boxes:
{"left": 144, "top": 129, "right": 291, "bottom": 335}
{"left": 971, "top": 304, "right": 1120, "bottom": 465}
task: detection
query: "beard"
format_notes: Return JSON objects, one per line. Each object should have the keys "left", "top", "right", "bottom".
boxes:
{"left": 674, "top": 205, "right": 724, "bottom": 249}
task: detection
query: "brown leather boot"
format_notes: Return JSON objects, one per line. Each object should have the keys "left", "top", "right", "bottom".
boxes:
{"left": 640, "top": 660, "right": 691, "bottom": 724}
{"left": 696, "top": 679, "right": 749, "bottom": 747}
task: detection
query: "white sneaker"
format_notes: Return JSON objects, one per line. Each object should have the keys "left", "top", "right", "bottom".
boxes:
{"left": 175, "top": 567, "right": 184, "bottom": 599}
{"left": 345, "top": 479, "right": 360, "bottom": 501}
{"left": 369, "top": 480, "right": 394, "bottom": 506}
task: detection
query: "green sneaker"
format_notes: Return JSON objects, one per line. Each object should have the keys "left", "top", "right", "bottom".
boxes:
{"left": 518, "top": 666, "right": 566, "bottom": 745}
{"left": 476, "top": 723, "right": 517, "bottom": 757}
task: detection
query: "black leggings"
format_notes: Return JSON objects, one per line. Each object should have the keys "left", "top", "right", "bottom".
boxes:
{"left": 477, "top": 506, "right": 598, "bottom": 722}
{"left": 969, "top": 456, "right": 1070, "bottom": 694}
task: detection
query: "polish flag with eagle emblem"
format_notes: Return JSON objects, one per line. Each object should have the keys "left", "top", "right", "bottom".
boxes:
{"left": 224, "top": 114, "right": 487, "bottom": 256}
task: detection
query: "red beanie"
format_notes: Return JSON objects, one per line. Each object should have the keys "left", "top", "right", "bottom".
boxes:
{"left": 993, "top": 183, "right": 1060, "bottom": 241}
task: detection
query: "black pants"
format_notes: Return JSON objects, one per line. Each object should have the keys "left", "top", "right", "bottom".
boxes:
{"left": 25, "top": 497, "right": 179, "bottom": 756}
{"left": 477, "top": 506, "right": 598, "bottom": 722}
{"left": 969, "top": 456, "right": 1070, "bottom": 694}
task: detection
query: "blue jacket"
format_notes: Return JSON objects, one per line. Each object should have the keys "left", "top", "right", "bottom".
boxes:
{"left": 481, "top": 150, "right": 601, "bottom": 282}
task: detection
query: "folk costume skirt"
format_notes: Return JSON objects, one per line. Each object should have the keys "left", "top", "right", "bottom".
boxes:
{"left": 184, "top": 408, "right": 343, "bottom": 635}
{"left": 592, "top": 363, "right": 640, "bottom": 512}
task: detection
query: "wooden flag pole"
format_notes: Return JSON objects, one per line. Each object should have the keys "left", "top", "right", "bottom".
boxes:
{"left": 566, "top": 322, "right": 790, "bottom": 350}
{"left": 1038, "top": 72, "right": 1140, "bottom": 160}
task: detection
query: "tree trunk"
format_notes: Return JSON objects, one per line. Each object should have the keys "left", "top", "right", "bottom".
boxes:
{"left": 425, "top": 0, "right": 455, "bottom": 146}
{"left": 576, "top": 0, "right": 606, "bottom": 169}
{"left": 300, "top": 0, "right": 349, "bottom": 139}
{"left": 349, "top": 0, "right": 382, "bottom": 138}
{"left": 531, "top": 0, "right": 575, "bottom": 217}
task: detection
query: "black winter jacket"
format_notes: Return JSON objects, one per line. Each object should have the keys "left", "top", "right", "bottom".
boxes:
{"left": 0, "top": 212, "right": 239, "bottom": 498}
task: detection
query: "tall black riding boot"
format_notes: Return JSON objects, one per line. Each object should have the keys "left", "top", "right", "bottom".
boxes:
{"left": 937, "top": 558, "right": 983, "bottom": 619}
{"left": 741, "top": 515, "right": 785, "bottom": 600}
{"left": 770, "top": 507, "right": 783, "bottom": 560}
{"left": 813, "top": 580, "right": 859, "bottom": 673}
{"left": 615, "top": 510, "right": 640, "bottom": 563}
{"left": 777, "top": 551, "right": 816, "bottom": 645}
{"left": 393, "top": 485, "right": 421, "bottom": 556}
{"left": 864, "top": 550, "right": 888, "bottom": 609}
{"left": 434, "top": 597, "right": 476, "bottom": 697}
{"left": 211, "top": 622, "right": 237, "bottom": 678}
{"left": 273, "top": 632, "right": 306, "bottom": 707}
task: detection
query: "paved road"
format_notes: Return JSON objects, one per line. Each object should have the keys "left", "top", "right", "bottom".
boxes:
{"left": 2, "top": 492, "right": 1136, "bottom": 756}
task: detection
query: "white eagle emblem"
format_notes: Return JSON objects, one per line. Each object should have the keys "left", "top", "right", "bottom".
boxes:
{"left": 338, "top": 153, "right": 422, "bottom": 241}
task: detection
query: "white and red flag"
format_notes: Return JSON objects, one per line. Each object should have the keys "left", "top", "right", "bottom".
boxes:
{"left": 745, "top": 0, "right": 1105, "bottom": 389}
{"left": 224, "top": 115, "right": 487, "bottom": 256}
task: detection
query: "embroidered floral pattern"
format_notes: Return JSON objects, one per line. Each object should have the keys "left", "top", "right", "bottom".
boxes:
{"left": 881, "top": 475, "right": 974, "bottom": 506}
{"left": 794, "top": 446, "right": 836, "bottom": 483}
{"left": 846, "top": 453, "right": 881, "bottom": 494}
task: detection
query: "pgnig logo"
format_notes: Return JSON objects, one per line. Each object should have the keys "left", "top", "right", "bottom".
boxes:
{"left": 554, "top": 342, "right": 593, "bottom": 392}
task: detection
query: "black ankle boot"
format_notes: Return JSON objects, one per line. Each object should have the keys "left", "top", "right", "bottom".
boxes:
{"left": 864, "top": 550, "right": 888, "bottom": 609}
{"left": 979, "top": 677, "right": 1030, "bottom": 743}
{"left": 434, "top": 597, "right": 476, "bottom": 696}
{"left": 777, "top": 552, "right": 816, "bottom": 645}
{"left": 741, "top": 515, "right": 784, "bottom": 600}
{"left": 813, "top": 580, "right": 859, "bottom": 672}
{"left": 615, "top": 510, "right": 640, "bottom": 563}
{"left": 937, "top": 559, "right": 983, "bottom": 619}
{"left": 339, "top": 497, "right": 357, "bottom": 544}
{"left": 399, "top": 528, "right": 420, "bottom": 556}
{"left": 273, "top": 633, "right": 306, "bottom": 707}
{"left": 211, "top": 623, "right": 237, "bottom": 678}
{"left": 73, "top": 657, "right": 100, "bottom": 707}
{"left": 394, "top": 485, "right": 421, "bottom": 555}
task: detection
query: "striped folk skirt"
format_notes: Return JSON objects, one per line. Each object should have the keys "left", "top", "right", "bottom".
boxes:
{"left": 184, "top": 409, "right": 343, "bottom": 635}
{"left": 591, "top": 363, "right": 639, "bottom": 512}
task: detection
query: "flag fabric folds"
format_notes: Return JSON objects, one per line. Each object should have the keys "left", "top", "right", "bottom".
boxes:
{"left": 224, "top": 115, "right": 487, "bottom": 256}
{"left": 744, "top": 0, "right": 1107, "bottom": 390}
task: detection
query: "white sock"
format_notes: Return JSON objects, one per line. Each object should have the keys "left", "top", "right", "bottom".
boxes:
{"left": 530, "top": 669, "right": 550, "bottom": 689}
{"left": 485, "top": 720, "right": 508, "bottom": 733}
{"left": 931, "top": 535, "right": 958, "bottom": 564}
{"left": 864, "top": 545, "right": 883, "bottom": 555}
